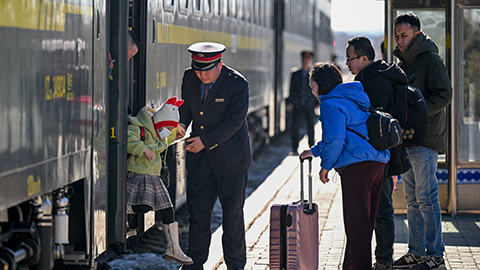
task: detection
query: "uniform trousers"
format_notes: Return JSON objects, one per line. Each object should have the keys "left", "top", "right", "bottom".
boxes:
{"left": 183, "top": 151, "right": 248, "bottom": 270}
{"left": 339, "top": 161, "right": 385, "bottom": 270}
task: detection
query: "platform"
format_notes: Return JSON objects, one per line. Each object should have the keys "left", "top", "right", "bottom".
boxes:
{"left": 204, "top": 124, "right": 480, "bottom": 270}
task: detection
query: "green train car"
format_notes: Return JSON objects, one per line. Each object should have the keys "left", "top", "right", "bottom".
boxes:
{"left": 0, "top": 0, "right": 332, "bottom": 269}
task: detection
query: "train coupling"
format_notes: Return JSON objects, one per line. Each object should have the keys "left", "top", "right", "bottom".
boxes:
{"left": 0, "top": 222, "right": 41, "bottom": 270}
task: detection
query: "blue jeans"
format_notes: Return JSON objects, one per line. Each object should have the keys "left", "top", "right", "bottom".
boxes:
{"left": 401, "top": 147, "right": 445, "bottom": 257}
{"left": 374, "top": 176, "right": 395, "bottom": 265}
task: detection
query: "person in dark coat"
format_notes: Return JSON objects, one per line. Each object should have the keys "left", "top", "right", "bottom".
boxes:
{"left": 346, "top": 36, "right": 411, "bottom": 270}
{"left": 176, "top": 42, "right": 252, "bottom": 270}
{"left": 287, "top": 51, "right": 319, "bottom": 154}
{"left": 392, "top": 13, "right": 452, "bottom": 270}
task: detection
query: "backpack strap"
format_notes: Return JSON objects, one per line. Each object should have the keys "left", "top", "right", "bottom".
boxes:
{"left": 344, "top": 97, "right": 372, "bottom": 140}
{"left": 346, "top": 127, "right": 368, "bottom": 140}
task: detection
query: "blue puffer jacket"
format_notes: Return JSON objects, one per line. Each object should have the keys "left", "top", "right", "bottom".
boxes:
{"left": 311, "top": 82, "right": 390, "bottom": 170}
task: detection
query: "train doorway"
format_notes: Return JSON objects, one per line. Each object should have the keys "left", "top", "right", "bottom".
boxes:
{"left": 385, "top": 0, "right": 480, "bottom": 214}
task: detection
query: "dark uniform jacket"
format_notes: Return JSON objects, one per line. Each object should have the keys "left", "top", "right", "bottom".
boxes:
{"left": 355, "top": 60, "right": 411, "bottom": 176}
{"left": 287, "top": 67, "right": 319, "bottom": 108}
{"left": 179, "top": 65, "right": 253, "bottom": 176}
{"left": 394, "top": 31, "right": 452, "bottom": 154}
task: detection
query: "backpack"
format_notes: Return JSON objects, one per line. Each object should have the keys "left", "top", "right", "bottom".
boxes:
{"left": 387, "top": 79, "right": 429, "bottom": 147}
{"left": 347, "top": 101, "right": 403, "bottom": 151}
{"left": 128, "top": 125, "right": 171, "bottom": 188}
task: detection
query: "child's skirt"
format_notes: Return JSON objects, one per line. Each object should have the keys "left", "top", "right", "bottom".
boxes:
{"left": 126, "top": 172, "right": 173, "bottom": 211}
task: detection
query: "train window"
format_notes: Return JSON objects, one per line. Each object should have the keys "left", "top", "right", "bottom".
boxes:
{"left": 164, "top": 0, "right": 174, "bottom": 12}
{"left": 194, "top": 0, "right": 201, "bottom": 11}
{"left": 253, "top": 0, "right": 258, "bottom": 25}
{"left": 179, "top": 0, "right": 189, "bottom": 14}
{"left": 314, "top": 7, "right": 320, "bottom": 29}
{"left": 244, "top": 0, "right": 251, "bottom": 23}
{"left": 264, "top": 0, "right": 270, "bottom": 28}
{"left": 257, "top": 0, "right": 263, "bottom": 26}
{"left": 205, "top": 0, "right": 212, "bottom": 14}
{"left": 214, "top": 0, "right": 221, "bottom": 16}
{"left": 237, "top": 0, "right": 243, "bottom": 21}
{"left": 193, "top": 0, "right": 201, "bottom": 16}
{"left": 227, "top": 0, "right": 236, "bottom": 18}
{"left": 285, "top": 0, "right": 292, "bottom": 32}
{"left": 319, "top": 12, "right": 331, "bottom": 44}
{"left": 224, "top": 0, "right": 229, "bottom": 17}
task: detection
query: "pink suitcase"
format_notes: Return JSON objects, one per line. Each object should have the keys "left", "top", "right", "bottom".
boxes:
{"left": 270, "top": 157, "right": 319, "bottom": 270}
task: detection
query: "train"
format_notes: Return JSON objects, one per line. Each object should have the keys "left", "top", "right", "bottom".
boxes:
{"left": 0, "top": 0, "right": 333, "bottom": 269}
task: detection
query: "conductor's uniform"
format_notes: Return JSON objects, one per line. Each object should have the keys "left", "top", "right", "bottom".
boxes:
{"left": 178, "top": 42, "right": 252, "bottom": 270}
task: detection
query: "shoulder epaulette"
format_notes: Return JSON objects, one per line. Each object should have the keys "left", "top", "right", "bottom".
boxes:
{"left": 227, "top": 71, "right": 245, "bottom": 83}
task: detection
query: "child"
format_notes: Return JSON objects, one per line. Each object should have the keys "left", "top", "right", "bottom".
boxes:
{"left": 126, "top": 97, "right": 193, "bottom": 265}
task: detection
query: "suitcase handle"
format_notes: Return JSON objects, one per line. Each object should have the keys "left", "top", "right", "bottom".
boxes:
{"left": 299, "top": 156, "right": 314, "bottom": 213}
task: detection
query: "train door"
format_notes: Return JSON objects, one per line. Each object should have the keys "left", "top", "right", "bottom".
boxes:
{"left": 385, "top": 0, "right": 450, "bottom": 213}
{"left": 91, "top": 0, "right": 109, "bottom": 261}
{"left": 128, "top": 0, "right": 147, "bottom": 115}
{"left": 107, "top": 0, "right": 129, "bottom": 246}
{"left": 125, "top": 0, "right": 157, "bottom": 243}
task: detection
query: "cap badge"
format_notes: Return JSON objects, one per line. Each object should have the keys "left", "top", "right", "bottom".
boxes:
{"left": 197, "top": 53, "right": 204, "bottom": 58}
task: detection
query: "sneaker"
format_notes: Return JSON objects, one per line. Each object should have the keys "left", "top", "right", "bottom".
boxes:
{"left": 410, "top": 256, "right": 446, "bottom": 270}
{"left": 393, "top": 253, "right": 422, "bottom": 269}
{"left": 373, "top": 261, "right": 393, "bottom": 270}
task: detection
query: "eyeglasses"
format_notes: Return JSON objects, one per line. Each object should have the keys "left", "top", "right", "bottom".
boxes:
{"left": 345, "top": 55, "right": 365, "bottom": 63}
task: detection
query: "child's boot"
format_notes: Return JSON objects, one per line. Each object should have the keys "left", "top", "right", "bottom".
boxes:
{"left": 161, "top": 222, "right": 193, "bottom": 265}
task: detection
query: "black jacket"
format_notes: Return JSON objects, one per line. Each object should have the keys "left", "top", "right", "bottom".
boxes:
{"left": 287, "top": 67, "right": 319, "bottom": 109}
{"left": 393, "top": 32, "right": 452, "bottom": 153}
{"left": 355, "top": 60, "right": 411, "bottom": 176}
{"left": 179, "top": 65, "right": 253, "bottom": 176}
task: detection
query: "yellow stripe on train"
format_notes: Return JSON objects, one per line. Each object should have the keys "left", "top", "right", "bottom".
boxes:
{"left": 0, "top": 0, "right": 92, "bottom": 31}
{"left": 157, "top": 23, "right": 272, "bottom": 51}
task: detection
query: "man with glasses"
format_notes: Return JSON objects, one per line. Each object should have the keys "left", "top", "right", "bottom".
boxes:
{"left": 391, "top": 13, "right": 451, "bottom": 270}
{"left": 346, "top": 36, "right": 411, "bottom": 270}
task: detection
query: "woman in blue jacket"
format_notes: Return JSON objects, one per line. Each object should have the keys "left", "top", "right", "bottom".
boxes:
{"left": 300, "top": 63, "right": 390, "bottom": 270}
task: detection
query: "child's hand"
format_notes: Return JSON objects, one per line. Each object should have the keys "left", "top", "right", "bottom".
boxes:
{"left": 176, "top": 124, "right": 186, "bottom": 140}
{"left": 144, "top": 148, "right": 154, "bottom": 163}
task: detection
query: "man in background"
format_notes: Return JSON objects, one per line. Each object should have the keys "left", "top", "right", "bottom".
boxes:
{"left": 287, "top": 51, "right": 319, "bottom": 155}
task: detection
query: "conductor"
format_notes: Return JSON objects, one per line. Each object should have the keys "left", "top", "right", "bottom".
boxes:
{"left": 176, "top": 42, "right": 252, "bottom": 270}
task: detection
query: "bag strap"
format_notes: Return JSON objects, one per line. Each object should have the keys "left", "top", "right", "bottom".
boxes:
{"left": 344, "top": 97, "right": 371, "bottom": 140}
{"left": 345, "top": 97, "right": 375, "bottom": 112}
{"left": 346, "top": 127, "right": 368, "bottom": 140}
{"left": 139, "top": 126, "right": 145, "bottom": 141}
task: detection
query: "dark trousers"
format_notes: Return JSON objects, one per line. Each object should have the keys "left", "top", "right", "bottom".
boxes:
{"left": 374, "top": 176, "right": 395, "bottom": 265}
{"left": 340, "top": 161, "right": 385, "bottom": 270}
{"left": 183, "top": 151, "right": 248, "bottom": 270}
{"left": 291, "top": 106, "right": 316, "bottom": 151}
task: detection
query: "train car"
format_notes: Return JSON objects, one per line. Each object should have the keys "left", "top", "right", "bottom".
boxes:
{"left": 0, "top": 0, "right": 100, "bottom": 269}
{"left": 0, "top": 0, "right": 332, "bottom": 269}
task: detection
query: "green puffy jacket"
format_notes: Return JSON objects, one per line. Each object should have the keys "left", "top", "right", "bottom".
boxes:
{"left": 127, "top": 107, "right": 177, "bottom": 175}
{"left": 393, "top": 31, "right": 452, "bottom": 154}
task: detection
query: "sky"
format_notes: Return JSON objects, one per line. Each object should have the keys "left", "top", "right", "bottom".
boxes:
{"left": 331, "top": 0, "right": 385, "bottom": 35}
